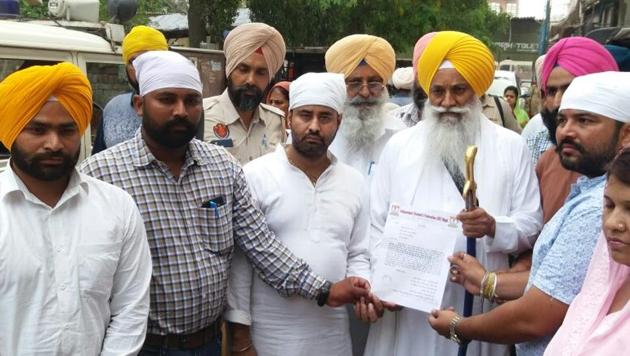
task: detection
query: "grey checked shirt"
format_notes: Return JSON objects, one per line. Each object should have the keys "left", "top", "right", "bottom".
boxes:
{"left": 390, "top": 103, "right": 421, "bottom": 127}
{"left": 80, "top": 131, "right": 325, "bottom": 335}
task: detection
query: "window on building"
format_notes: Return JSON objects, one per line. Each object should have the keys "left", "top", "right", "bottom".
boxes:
{"left": 506, "top": 3, "right": 518, "bottom": 16}
{"left": 489, "top": 2, "right": 501, "bottom": 13}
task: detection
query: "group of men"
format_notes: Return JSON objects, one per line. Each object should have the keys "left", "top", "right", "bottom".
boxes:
{"left": 0, "top": 20, "right": 628, "bottom": 356}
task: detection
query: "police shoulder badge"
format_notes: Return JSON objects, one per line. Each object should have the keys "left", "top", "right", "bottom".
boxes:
{"left": 213, "top": 123, "right": 229, "bottom": 138}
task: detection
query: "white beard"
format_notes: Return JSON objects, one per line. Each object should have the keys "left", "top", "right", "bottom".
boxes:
{"left": 421, "top": 97, "right": 482, "bottom": 175}
{"left": 339, "top": 91, "right": 388, "bottom": 151}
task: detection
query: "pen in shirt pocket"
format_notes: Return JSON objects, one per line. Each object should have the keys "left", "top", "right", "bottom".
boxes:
{"left": 202, "top": 196, "right": 225, "bottom": 218}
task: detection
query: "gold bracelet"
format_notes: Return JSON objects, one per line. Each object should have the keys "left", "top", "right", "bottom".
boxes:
{"left": 448, "top": 314, "right": 464, "bottom": 344}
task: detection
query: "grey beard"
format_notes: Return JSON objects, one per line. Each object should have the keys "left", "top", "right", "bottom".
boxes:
{"left": 422, "top": 97, "right": 482, "bottom": 174}
{"left": 340, "top": 92, "right": 388, "bottom": 151}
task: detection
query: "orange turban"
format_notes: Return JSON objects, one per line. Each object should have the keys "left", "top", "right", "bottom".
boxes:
{"left": 0, "top": 62, "right": 93, "bottom": 150}
{"left": 325, "top": 34, "right": 396, "bottom": 81}
{"left": 224, "top": 23, "right": 286, "bottom": 80}
{"left": 417, "top": 31, "right": 494, "bottom": 96}
{"left": 122, "top": 25, "right": 168, "bottom": 64}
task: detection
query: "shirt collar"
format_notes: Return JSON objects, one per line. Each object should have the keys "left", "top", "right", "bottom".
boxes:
{"left": 0, "top": 163, "right": 88, "bottom": 207}
{"left": 130, "top": 130, "right": 210, "bottom": 168}
{"left": 220, "top": 89, "right": 265, "bottom": 126}
{"left": 569, "top": 174, "right": 606, "bottom": 199}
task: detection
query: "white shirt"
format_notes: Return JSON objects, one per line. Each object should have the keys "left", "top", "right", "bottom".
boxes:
{"left": 329, "top": 115, "right": 406, "bottom": 183}
{"left": 225, "top": 145, "right": 370, "bottom": 356}
{"left": 364, "top": 116, "right": 543, "bottom": 356}
{"left": 0, "top": 167, "right": 152, "bottom": 356}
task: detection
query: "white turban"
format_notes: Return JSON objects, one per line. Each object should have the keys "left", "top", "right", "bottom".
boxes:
{"left": 289, "top": 72, "right": 346, "bottom": 114}
{"left": 133, "top": 51, "right": 203, "bottom": 96}
{"left": 392, "top": 67, "right": 414, "bottom": 90}
{"left": 560, "top": 71, "right": 630, "bottom": 123}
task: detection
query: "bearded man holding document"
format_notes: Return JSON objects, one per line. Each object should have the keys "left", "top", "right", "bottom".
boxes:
{"left": 363, "top": 31, "right": 543, "bottom": 356}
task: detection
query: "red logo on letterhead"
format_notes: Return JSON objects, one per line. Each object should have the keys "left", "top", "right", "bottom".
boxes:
{"left": 213, "top": 124, "right": 229, "bottom": 138}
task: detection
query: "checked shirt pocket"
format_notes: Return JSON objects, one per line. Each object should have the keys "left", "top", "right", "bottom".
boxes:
{"left": 196, "top": 206, "right": 234, "bottom": 256}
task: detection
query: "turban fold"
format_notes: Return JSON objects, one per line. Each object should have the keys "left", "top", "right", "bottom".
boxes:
{"left": 392, "top": 67, "right": 414, "bottom": 90}
{"left": 289, "top": 73, "right": 346, "bottom": 114}
{"left": 134, "top": 51, "right": 202, "bottom": 96}
{"left": 325, "top": 34, "right": 396, "bottom": 81}
{"left": 541, "top": 37, "right": 618, "bottom": 91}
{"left": 0, "top": 62, "right": 92, "bottom": 150}
{"left": 560, "top": 71, "right": 630, "bottom": 123}
{"left": 417, "top": 31, "right": 494, "bottom": 97}
{"left": 224, "top": 22, "right": 286, "bottom": 80}
{"left": 122, "top": 25, "right": 168, "bottom": 64}
{"left": 412, "top": 32, "right": 436, "bottom": 75}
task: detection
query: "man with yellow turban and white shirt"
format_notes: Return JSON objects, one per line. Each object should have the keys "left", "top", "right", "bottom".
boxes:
{"left": 0, "top": 63, "right": 152, "bottom": 355}
{"left": 326, "top": 34, "right": 406, "bottom": 183}
{"left": 363, "top": 31, "right": 542, "bottom": 356}
{"left": 203, "top": 22, "right": 287, "bottom": 164}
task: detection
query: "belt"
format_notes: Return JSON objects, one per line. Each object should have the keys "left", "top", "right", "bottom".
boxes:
{"left": 144, "top": 322, "right": 220, "bottom": 349}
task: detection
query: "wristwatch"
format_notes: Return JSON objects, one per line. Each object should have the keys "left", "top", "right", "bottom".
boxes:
{"left": 448, "top": 314, "right": 465, "bottom": 345}
{"left": 316, "top": 280, "right": 333, "bottom": 307}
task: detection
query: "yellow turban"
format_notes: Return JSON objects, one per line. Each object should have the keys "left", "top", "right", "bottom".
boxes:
{"left": 224, "top": 23, "right": 286, "bottom": 80}
{"left": 417, "top": 31, "right": 494, "bottom": 97}
{"left": 0, "top": 62, "right": 93, "bottom": 150}
{"left": 325, "top": 34, "right": 396, "bottom": 81}
{"left": 122, "top": 25, "right": 168, "bottom": 64}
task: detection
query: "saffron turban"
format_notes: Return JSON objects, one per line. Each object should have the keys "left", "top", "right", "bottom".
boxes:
{"left": 325, "top": 34, "right": 396, "bottom": 81}
{"left": 0, "top": 62, "right": 92, "bottom": 150}
{"left": 289, "top": 72, "right": 346, "bottom": 114}
{"left": 134, "top": 51, "right": 203, "bottom": 96}
{"left": 417, "top": 31, "right": 495, "bottom": 97}
{"left": 412, "top": 32, "right": 436, "bottom": 75}
{"left": 224, "top": 22, "right": 286, "bottom": 80}
{"left": 122, "top": 25, "right": 168, "bottom": 64}
{"left": 541, "top": 37, "right": 618, "bottom": 91}
{"left": 560, "top": 71, "right": 630, "bottom": 123}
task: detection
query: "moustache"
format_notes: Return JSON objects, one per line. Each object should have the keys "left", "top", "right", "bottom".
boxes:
{"left": 430, "top": 105, "right": 471, "bottom": 114}
{"left": 33, "top": 151, "right": 66, "bottom": 161}
{"left": 348, "top": 97, "right": 379, "bottom": 107}
{"left": 557, "top": 139, "right": 585, "bottom": 153}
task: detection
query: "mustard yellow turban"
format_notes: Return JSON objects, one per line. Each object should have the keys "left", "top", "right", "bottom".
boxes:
{"left": 325, "top": 34, "right": 396, "bottom": 81}
{"left": 0, "top": 62, "right": 93, "bottom": 150}
{"left": 224, "top": 22, "right": 286, "bottom": 80}
{"left": 417, "top": 31, "right": 494, "bottom": 97}
{"left": 122, "top": 25, "right": 168, "bottom": 64}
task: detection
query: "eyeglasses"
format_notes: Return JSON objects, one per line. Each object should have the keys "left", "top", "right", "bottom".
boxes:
{"left": 346, "top": 81, "right": 385, "bottom": 95}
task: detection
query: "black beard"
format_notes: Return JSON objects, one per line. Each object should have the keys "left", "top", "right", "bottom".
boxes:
{"left": 555, "top": 126, "right": 621, "bottom": 177}
{"left": 541, "top": 107, "right": 559, "bottom": 145}
{"left": 11, "top": 144, "right": 78, "bottom": 181}
{"left": 142, "top": 108, "right": 200, "bottom": 149}
{"left": 412, "top": 83, "right": 427, "bottom": 112}
{"left": 227, "top": 79, "right": 264, "bottom": 112}
{"left": 291, "top": 132, "right": 332, "bottom": 159}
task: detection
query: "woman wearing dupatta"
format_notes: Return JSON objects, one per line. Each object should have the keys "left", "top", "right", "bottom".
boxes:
{"left": 544, "top": 148, "right": 630, "bottom": 356}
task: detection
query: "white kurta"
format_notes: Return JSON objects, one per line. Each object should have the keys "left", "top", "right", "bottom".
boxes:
{"left": 226, "top": 145, "right": 371, "bottom": 356}
{"left": 330, "top": 115, "right": 406, "bottom": 182}
{"left": 364, "top": 116, "right": 543, "bottom": 356}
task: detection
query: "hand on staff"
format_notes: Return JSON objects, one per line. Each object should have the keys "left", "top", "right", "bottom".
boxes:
{"left": 427, "top": 307, "right": 458, "bottom": 338}
{"left": 448, "top": 252, "right": 486, "bottom": 295}
{"left": 328, "top": 277, "right": 371, "bottom": 307}
{"left": 354, "top": 293, "right": 402, "bottom": 323}
{"left": 457, "top": 207, "right": 496, "bottom": 238}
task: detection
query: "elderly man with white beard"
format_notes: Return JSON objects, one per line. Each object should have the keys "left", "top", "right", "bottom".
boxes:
{"left": 363, "top": 31, "right": 543, "bottom": 356}
{"left": 325, "top": 34, "right": 406, "bottom": 183}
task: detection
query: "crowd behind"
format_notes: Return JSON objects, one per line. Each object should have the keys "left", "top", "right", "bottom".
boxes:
{"left": 0, "top": 21, "right": 628, "bottom": 356}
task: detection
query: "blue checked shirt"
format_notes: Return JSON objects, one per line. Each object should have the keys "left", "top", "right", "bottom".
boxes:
{"left": 517, "top": 175, "right": 606, "bottom": 356}
{"left": 80, "top": 131, "right": 326, "bottom": 335}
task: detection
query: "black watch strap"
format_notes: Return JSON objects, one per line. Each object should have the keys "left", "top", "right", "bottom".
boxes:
{"left": 317, "top": 280, "right": 333, "bottom": 307}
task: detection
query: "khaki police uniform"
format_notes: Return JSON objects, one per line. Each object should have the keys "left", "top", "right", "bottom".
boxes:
{"left": 480, "top": 94, "right": 522, "bottom": 134}
{"left": 203, "top": 90, "right": 287, "bottom": 164}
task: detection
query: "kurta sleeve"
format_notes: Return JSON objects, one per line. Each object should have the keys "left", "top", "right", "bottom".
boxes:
{"left": 486, "top": 136, "right": 542, "bottom": 253}
{"left": 345, "top": 179, "right": 371, "bottom": 282}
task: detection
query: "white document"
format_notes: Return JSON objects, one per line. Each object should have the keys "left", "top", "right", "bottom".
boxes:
{"left": 371, "top": 204, "right": 460, "bottom": 313}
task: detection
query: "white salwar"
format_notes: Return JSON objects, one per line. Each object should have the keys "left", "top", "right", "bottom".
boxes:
{"left": 330, "top": 115, "right": 406, "bottom": 182}
{"left": 364, "top": 116, "right": 543, "bottom": 356}
{"left": 226, "top": 145, "right": 371, "bottom": 356}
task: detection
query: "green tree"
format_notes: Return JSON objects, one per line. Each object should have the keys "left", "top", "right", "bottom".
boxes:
{"left": 187, "top": 0, "right": 239, "bottom": 48}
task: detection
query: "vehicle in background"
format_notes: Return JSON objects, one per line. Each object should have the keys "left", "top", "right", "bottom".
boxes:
{"left": 486, "top": 70, "right": 519, "bottom": 97}
{"left": 0, "top": 19, "right": 226, "bottom": 172}
{"left": 498, "top": 59, "right": 532, "bottom": 82}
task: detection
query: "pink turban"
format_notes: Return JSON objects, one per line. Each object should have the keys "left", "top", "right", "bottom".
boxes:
{"left": 412, "top": 32, "right": 436, "bottom": 75}
{"left": 541, "top": 37, "right": 618, "bottom": 90}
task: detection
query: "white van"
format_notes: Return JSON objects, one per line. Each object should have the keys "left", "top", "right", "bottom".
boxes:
{"left": 0, "top": 20, "right": 226, "bottom": 171}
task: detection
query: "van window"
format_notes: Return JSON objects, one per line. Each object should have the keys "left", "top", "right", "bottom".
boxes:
{"left": 85, "top": 61, "right": 130, "bottom": 145}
